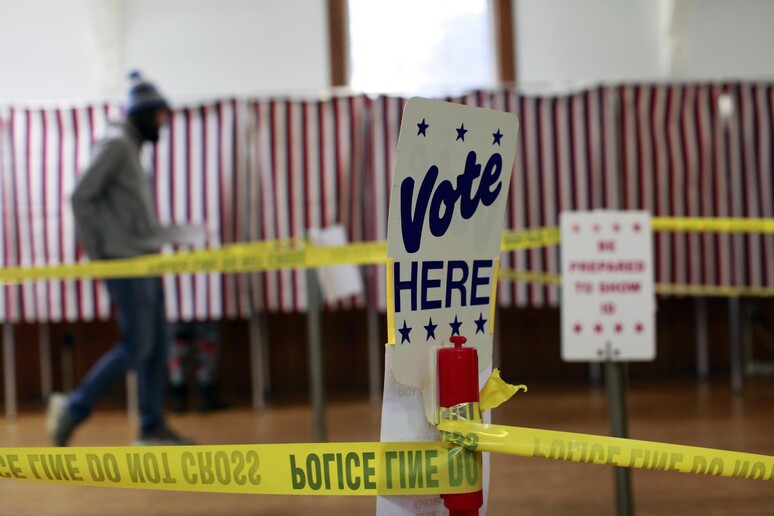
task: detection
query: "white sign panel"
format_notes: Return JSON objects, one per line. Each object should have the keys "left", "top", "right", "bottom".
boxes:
{"left": 560, "top": 211, "right": 655, "bottom": 361}
{"left": 385, "top": 97, "right": 518, "bottom": 422}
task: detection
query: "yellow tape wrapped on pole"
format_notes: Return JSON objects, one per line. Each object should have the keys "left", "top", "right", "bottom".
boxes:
{"left": 0, "top": 442, "right": 480, "bottom": 495}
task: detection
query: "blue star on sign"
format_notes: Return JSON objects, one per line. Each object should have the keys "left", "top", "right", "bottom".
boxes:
{"left": 492, "top": 129, "right": 503, "bottom": 145}
{"left": 455, "top": 123, "right": 467, "bottom": 141}
{"left": 417, "top": 118, "right": 429, "bottom": 136}
{"left": 398, "top": 320, "right": 412, "bottom": 344}
{"left": 474, "top": 312, "right": 488, "bottom": 334}
{"left": 424, "top": 317, "right": 438, "bottom": 341}
{"left": 449, "top": 315, "right": 463, "bottom": 336}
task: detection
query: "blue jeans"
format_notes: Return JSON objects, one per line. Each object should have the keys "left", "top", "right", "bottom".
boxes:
{"left": 68, "top": 277, "right": 168, "bottom": 432}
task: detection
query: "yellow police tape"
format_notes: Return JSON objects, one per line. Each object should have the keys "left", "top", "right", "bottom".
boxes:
{"left": 1, "top": 217, "right": 774, "bottom": 284}
{"left": 0, "top": 370, "right": 771, "bottom": 493}
{"left": 0, "top": 442, "right": 481, "bottom": 495}
{"left": 1, "top": 421, "right": 772, "bottom": 495}
{"left": 0, "top": 240, "right": 388, "bottom": 284}
{"left": 651, "top": 216, "right": 774, "bottom": 233}
{"left": 438, "top": 421, "right": 774, "bottom": 482}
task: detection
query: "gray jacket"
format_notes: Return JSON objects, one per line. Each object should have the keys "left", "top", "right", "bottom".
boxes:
{"left": 71, "top": 121, "right": 166, "bottom": 259}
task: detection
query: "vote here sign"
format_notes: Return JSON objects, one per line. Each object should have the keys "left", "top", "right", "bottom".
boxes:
{"left": 385, "top": 97, "right": 518, "bottom": 422}
{"left": 560, "top": 211, "right": 655, "bottom": 362}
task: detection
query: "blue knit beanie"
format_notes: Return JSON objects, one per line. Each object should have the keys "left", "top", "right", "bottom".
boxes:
{"left": 125, "top": 70, "right": 169, "bottom": 116}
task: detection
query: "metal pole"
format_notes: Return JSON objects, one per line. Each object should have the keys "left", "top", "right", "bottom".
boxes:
{"left": 605, "top": 346, "right": 633, "bottom": 516}
{"left": 62, "top": 331, "right": 75, "bottom": 392}
{"left": 39, "top": 322, "right": 52, "bottom": 399}
{"left": 728, "top": 297, "right": 743, "bottom": 393}
{"left": 306, "top": 268, "right": 327, "bottom": 442}
{"left": 3, "top": 323, "right": 17, "bottom": 420}
{"left": 366, "top": 305, "right": 381, "bottom": 406}
{"left": 741, "top": 303, "right": 755, "bottom": 377}
{"left": 249, "top": 314, "right": 267, "bottom": 412}
{"left": 126, "top": 371, "right": 138, "bottom": 425}
{"left": 694, "top": 297, "right": 709, "bottom": 381}
{"left": 589, "top": 361, "right": 603, "bottom": 387}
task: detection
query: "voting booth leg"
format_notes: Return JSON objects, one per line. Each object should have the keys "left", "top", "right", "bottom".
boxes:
{"left": 126, "top": 371, "right": 139, "bottom": 426}
{"left": 249, "top": 314, "right": 268, "bottom": 412}
{"left": 3, "top": 323, "right": 17, "bottom": 420}
{"left": 694, "top": 297, "right": 710, "bottom": 381}
{"left": 62, "top": 330, "right": 76, "bottom": 392}
{"left": 605, "top": 357, "right": 633, "bottom": 516}
{"left": 39, "top": 323, "right": 53, "bottom": 400}
{"left": 306, "top": 268, "right": 327, "bottom": 442}
{"left": 728, "top": 297, "right": 743, "bottom": 393}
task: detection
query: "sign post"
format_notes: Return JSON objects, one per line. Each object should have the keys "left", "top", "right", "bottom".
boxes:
{"left": 560, "top": 210, "right": 655, "bottom": 516}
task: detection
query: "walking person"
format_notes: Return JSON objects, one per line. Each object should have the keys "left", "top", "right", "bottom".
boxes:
{"left": 47, "top": 71, "right": 202, "bottom": 446}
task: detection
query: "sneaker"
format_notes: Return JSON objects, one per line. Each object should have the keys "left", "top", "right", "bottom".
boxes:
{"left": 134, "top": 425, "right": 196, "bottom": 446}
{"left": 46, "top": 393, "right": 77, "bottom": 446}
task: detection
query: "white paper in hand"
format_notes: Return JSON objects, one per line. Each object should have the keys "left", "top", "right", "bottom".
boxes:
{"left": 165, "top": 224, "right": 207, "bottom": 247}
{"left": 309, "top": 225, "right": 364, "bottom": 303}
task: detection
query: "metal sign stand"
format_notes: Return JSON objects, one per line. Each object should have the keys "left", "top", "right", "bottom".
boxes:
{"left": 305, "top": 268, "right": 327, "bottom": 442}
{"left": 605, "top": 342, "right": 633, "bottom": 516}
{"left": 2, "top": 323, "right": 16, "bottom": 420}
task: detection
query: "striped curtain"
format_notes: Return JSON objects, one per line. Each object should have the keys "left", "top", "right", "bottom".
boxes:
{"left": 720, "top": 83, "right": 774, "bottom": 289}
{"left": 153, "top": 100, "right": 250, "bottom": 321}
{"left": 0, "top": 107, "right": 14, "bottom": 322}
{"left": 2, "top": 82, "right": 774, "bottom": 321}
{"left": 246, "top": 95, "right": 368, "bottom": 313}
{"left": 499, "top": 87, "right": 618, "bottom": 308}
{"left": 0, "top": 104, "right": 119, "bottom": 323}
{"left": 362, "top": 95, "right": 407, "bottom": 311}
{"left": 617, "top": 83, "right": 774, "bottom": 294}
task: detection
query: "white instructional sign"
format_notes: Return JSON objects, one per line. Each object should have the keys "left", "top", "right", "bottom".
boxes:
{"left": 560, "top": 211, "right": 655, "bottom": 361}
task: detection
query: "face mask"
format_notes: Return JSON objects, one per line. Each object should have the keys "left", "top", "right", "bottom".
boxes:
{"left": 129, "top": 110, "right": 164, "bottom": 143}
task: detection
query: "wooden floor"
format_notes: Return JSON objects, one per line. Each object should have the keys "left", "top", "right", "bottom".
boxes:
{"left": 1, "top": 377, "right": 773, "bottom": 515}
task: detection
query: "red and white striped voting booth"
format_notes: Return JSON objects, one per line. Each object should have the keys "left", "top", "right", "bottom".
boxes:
{"left": 1, "top": 83, "right": 773, "bottom": 412}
